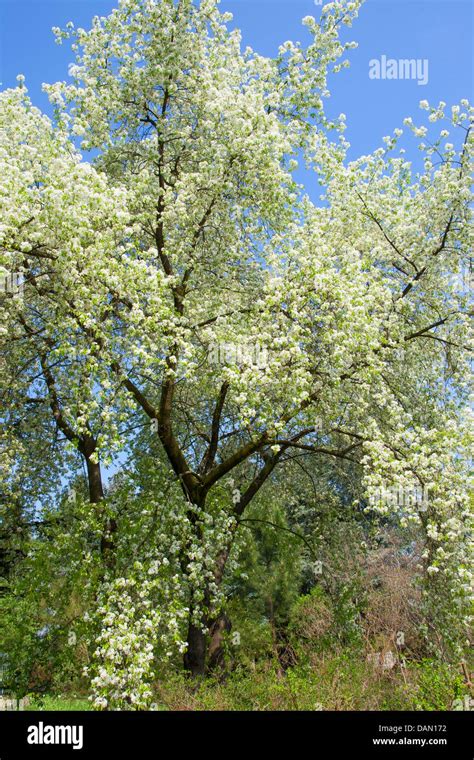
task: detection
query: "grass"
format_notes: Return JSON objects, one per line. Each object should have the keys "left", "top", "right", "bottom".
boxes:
{"left": 25, "top": 695, "right": 92, "bottom": 711}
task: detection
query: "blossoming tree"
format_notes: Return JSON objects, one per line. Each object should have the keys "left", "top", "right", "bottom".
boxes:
{"left": 1, "top": 0, "right": 472, "bottom": 698}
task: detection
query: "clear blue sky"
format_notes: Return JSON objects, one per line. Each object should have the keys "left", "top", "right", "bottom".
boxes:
{"left": 0, "top": 0, "right": 472, "bottom": 162}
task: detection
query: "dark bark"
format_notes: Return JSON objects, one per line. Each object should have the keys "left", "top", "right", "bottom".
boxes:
{"left": 85, "top": 457, "right": 116, "bottom": 570}
{"left": 184, "top": 607, "right": 231, "bottom": 677}
{"left": 207, "top": 612, "right": 232, "bottom": 674}
{"left": 86, "top": 457, "right": 104, "bottom": 503}
{"left": 183, "top": 620, "right": 207, "bottom": 677}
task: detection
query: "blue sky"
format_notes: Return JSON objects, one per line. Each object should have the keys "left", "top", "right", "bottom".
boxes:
{"left": 0, "top": 0, "right": 472, "bottom": 164}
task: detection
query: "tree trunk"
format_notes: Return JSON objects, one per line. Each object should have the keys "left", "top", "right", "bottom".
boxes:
{"left": 183, "top": 619, "right": 207, "bottom": 677}
{"left": 182, "top": 490, "right": 209, "bottom": 677}
{"left": 183, "top": 538, "right": 234, "bottom": 677}
{"left": 206, "top": 547, "right": 233, "bottom": 674}
{"left": 207, "top": 612, "right": 232, "bottom": 674}
{"left": 184, "top": 606, "right": 233, "bottom": 677}
{"left": 86, "top": 457, "right": 104, "bottom": 503}
{"left": 85, "top": 457, "right": 116, "bottom": 569}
